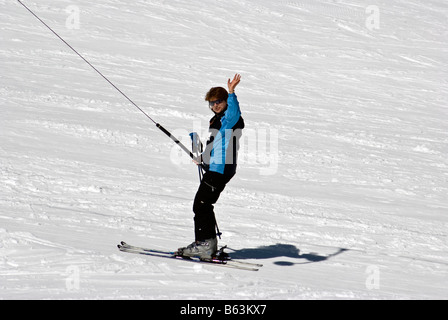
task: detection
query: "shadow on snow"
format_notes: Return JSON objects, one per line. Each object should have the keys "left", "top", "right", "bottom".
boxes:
{"left": 228, "top": 244, "right": 349, "bottom": 266}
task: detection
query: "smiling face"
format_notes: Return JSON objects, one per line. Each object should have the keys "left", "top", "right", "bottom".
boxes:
{"left": 209, "top": 97, "right": 227, "bottom": 114}
{"left": 205, "top": 87, "right": 229, "bottom": 115}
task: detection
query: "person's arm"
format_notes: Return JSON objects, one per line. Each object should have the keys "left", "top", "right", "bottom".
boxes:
{"left": 228, "top": 73, "right": 241, "bottom": 94}
{"left": 224, "top": 74, "right": 242, "bottom": 128}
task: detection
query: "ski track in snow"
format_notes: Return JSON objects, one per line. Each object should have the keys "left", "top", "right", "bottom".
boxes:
{"left": 1, "top": 0, "right": 447, "bottom": 299}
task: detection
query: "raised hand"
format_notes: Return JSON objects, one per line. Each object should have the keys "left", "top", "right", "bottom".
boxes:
{"left": 228, "top": 74, "right": 241, "bottom": 93}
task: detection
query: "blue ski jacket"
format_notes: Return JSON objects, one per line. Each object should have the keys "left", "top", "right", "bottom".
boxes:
{"left": 203, "top": 93, "right": 245, "bottom": 176}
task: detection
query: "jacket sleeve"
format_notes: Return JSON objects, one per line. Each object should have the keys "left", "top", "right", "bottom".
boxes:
{"left": 223, "top": 93, "right": 241, "bottom": 129}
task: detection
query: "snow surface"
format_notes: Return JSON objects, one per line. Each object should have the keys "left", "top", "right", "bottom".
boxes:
{"left": 1, "top": 0, "right": 447, "bottom": 299}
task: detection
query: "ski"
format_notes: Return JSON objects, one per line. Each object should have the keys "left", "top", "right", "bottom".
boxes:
{"left": 118, "top": 246, "right": 260, "bottom": 271}
{"left": 117, "top": 241, "right": 262, "bottom": 271}
{"left": 119, "top": 241, "right": 263, "bottom": 267}
{"left": 119, "top": 242, "right": 175, "bottom": 255}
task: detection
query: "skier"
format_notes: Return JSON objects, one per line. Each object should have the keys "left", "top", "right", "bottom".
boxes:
{"left": 178, "top": 74, "right": 245, "bottom": 259}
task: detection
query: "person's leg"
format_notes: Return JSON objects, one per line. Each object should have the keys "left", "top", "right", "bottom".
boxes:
{"left": 193, "top": 171, "right": 232, "bottom": 241}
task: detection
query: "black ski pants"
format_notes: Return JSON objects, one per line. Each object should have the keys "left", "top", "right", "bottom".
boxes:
{"left": 193, "top": 171, "right": 234, "bottom": 241}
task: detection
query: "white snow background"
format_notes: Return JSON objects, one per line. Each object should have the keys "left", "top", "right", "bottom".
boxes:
{"left": 1, "top": 0, "right": 447, "bottom": 299}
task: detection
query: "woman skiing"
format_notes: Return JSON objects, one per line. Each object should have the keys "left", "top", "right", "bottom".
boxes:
{"left": 178, "top": 74, "right": 245, "bottom": 259}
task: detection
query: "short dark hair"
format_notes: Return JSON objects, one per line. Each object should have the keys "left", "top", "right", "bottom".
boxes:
{"left": 205, "top": 87, "right": 228, "bottom": 102}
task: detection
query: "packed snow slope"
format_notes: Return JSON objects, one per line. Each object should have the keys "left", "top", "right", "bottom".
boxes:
{"left": 1, "top": 0, "right": 447, "bottom": 299}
